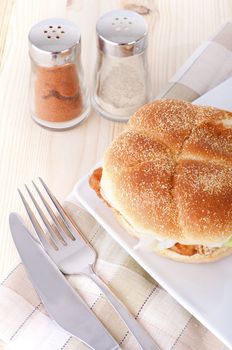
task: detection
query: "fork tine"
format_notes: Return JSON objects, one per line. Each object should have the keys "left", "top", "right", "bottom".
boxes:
{"left": 18, "top": 189, "right": 58, "bottom": 251}
{"left": 32, "top": 181, "right": 68, "bottom": 244}
{"left": 25, "top": 184, "right": 62, "bottom": 248}
{"left": 39, "top": 177, "right": 80, "bottom": 240}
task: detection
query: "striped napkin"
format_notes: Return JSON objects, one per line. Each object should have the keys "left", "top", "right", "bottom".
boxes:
{"left": 159, "top": 22, "right": 232, "bottom": 102}
{"left": 1, "top": 22, "right": 232, "bottom": 350}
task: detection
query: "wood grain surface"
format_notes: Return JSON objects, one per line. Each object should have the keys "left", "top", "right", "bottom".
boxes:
{"left": 0, "top": 1, "right": 232, "bottom": 347}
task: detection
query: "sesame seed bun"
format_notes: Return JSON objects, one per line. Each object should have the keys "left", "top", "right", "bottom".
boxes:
{"left": 97, "top": 99, "right": 232, "bottom": 262}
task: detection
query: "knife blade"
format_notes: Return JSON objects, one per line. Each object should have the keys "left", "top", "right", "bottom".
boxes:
{"left": 9, "top": 213, "right": 119, "bottom": 350}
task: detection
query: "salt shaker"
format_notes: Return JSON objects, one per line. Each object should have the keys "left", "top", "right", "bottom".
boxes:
{"left": 29, "top": 18, "right": 90, "bottom": 130}
{"left": 92, "top": 10, "right": 150, "bottom": 122}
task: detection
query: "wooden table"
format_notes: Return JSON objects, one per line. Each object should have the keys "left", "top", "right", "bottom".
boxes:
{"left": 0, "top": 0, "right": 231, "bottom": 347}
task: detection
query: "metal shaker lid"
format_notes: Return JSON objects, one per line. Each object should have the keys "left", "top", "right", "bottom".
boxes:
{"left": 29, "top": 18, "right": 81, "bottom": 66}
{"left": 96, "top": 10, "right": 148, "bottom": 57}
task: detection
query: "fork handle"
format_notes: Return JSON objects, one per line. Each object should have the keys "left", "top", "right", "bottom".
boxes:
{"left": 89, "top": 272, "right": 158, "bottom": 350}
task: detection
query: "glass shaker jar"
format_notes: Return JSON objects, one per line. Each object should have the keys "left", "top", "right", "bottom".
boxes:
{"left": 28, "top": 18, "right": 90, "bottom": 130}
{"left": 92, "top": 10, "right": 150, "bottom": 122}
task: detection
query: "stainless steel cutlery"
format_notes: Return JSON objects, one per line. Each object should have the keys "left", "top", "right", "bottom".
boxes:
{"left": 9, "top": 213, "right": 119, "bottom": 350}
{"left": 15, "top": 178, "right": 158, "bottom": 350}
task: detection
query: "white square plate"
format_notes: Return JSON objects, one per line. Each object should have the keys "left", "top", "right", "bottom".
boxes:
{"left": 74, "top": 169, "right": 232, "bottom": 349}
{"left": 74, "top": 78, "right": 232, "bottom": 349}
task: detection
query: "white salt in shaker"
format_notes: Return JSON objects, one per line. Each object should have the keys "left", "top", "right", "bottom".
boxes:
{"left": 92, "top": 10, "right": 150, "bottom": 122}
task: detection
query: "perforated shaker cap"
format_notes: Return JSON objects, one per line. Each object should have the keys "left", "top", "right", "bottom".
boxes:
{"left": 29, "top": 18, "right": 81, "bottom": 66}
{"left": 96, "top": 10, "right": 148, "bottom": 57}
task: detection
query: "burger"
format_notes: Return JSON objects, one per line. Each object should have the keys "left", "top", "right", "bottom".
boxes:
{"left": 89, "top": 99, "right": 232, "bottom": 263}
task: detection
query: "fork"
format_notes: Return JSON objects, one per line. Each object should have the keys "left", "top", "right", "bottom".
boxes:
{"left": 18, "top": 178, "right": 158, "bottom": 350}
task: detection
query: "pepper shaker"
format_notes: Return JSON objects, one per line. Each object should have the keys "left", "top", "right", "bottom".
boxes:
{"left": 92, "top": 10, "right": 150, "bottom": 122}
{"left": 29, "top": 18, "right": 90, "bottom": 130}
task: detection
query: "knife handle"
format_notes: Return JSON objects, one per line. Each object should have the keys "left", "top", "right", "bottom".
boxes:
{"left": 89, "top": 272, "right": 158, "bottom": 350}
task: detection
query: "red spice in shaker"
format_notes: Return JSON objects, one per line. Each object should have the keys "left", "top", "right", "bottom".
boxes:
{"left": 29, "top": 18, "right": 89, "bottom": 129}
{"left": 35, "top": 64, "right": 83, "bottom": 122}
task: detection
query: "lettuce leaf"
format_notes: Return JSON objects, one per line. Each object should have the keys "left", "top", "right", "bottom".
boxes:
{"left": 224, "top": 237, "right": 232, "bottom": 247}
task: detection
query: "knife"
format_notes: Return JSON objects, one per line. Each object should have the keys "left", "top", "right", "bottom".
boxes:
{"left": 9, "top": 213, "right": 119, "bottom": 350}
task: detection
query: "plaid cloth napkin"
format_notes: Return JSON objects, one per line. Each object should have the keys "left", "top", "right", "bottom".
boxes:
{"left": 1, "top": 22, "right": 232, "bottom": 350}
{"left": 158, "top": 22, "right": 232, "bottom": 101}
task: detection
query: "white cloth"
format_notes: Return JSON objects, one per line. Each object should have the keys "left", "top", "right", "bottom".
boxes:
{"left": 0, "top": 285, "right": 71, "bottom": 350}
